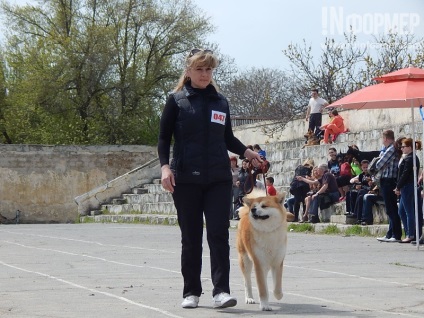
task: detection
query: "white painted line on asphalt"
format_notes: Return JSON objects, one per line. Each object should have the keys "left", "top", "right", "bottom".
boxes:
{"left": 2, "top": 241, "right": 181, "bottom": 274}
{"left": 0, "top": 260, "right": 184, "bottom": 318}
{"left": 1, "top": 241, "right": 421, "bottom": 317}
{"left": 0, "top": 229, "right": 177, "bottom": 254}
{"left": 284, "top": 292, "right": 421, "bottom": 317}
{"left": 1, "top": 230, "right": 413, "bottom": 288}
{"left": 283, "top": 264, "right": 410, "bottom": 286}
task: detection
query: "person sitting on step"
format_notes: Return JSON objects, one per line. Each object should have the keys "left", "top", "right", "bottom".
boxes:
{"left": 296, "top": 164, "right": 340, "bottom": 223}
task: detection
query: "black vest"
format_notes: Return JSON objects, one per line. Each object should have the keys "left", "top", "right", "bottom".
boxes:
{"left": 170, "top": 84, "right": 232, "bottom": 184}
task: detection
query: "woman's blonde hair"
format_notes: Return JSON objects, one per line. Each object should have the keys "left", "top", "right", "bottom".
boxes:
{"left": 303, "top": 158, "right": 315, "bottom": 168}
{"left": 173, "top": 49, "right": 219, "bottom": 92}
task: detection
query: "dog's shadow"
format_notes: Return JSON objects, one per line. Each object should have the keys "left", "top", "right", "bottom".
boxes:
{"left": 217, "top": 302, "right": 361, "bottom": 316}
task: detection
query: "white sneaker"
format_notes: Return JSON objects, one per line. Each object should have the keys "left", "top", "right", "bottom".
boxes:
{"left": 213, "top": 292, "right": 237, "bottom": 308}
{"left": 181, "top": 295, "right": 199, "bottom": 308}
{"left": 376, "top": 236, "right": 388, "bottom": 242}
{"left": 386, "top": 237, "right": 400, "bottom": 242}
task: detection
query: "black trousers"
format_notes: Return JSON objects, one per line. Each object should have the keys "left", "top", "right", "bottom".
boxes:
{"left": 172, "top": 181, "right": 232, "bottom": 298}
{"left": 380, "top": 178, "right": 402, "bottom": 240}
{"left": 308, "top": 113, "right": 322, "bottom": 137}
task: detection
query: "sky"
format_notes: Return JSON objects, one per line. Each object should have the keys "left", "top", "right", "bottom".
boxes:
{"left": 192, "top": 0, "right": 424, "bottom": 71}
{"left": 3, "top": 0, "right": 424, "bottom": 71}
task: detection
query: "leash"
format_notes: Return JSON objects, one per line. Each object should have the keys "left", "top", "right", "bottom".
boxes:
{"left": 243, "top": 160, "right": 269, "bottom": 196}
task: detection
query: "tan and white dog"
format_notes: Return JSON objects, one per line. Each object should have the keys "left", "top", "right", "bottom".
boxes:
{"left": 236, "top": 190, "right": 292, "bottom": 311}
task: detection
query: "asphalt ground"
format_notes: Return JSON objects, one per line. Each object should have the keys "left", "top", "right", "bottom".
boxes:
{"left": 0, "top": 223, "right": 423, "bottom": 318}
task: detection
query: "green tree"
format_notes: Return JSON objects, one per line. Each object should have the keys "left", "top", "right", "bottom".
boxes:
{"left": 0, "top": 52, "right": 12, "bottom": 143}
{"left": 0, "top": 0, "right": 214, "bottom": 144}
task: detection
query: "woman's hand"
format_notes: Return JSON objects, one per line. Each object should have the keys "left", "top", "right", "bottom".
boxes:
{"left": 161, "top": 165, "right": 175, "bottom": 193}
{"left": 243, "top": 148, "right": 263, "bottom": 167}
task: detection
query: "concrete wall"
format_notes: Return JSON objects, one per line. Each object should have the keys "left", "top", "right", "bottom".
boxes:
{"left": 0, "top": 145, "right": 157, "bottom": 223}
{"left": 233, "top": 108, "right": 422, "bottom": 146}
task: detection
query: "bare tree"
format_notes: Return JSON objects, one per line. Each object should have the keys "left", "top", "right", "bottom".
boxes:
{"left": 360, "top": 31, "right": 424, "bottom": 85}
{"left": 220, "top": 67, "right": 303, "bottom": 137}
{"left": 283, "top": 32, "right": 366, "bottom": 106}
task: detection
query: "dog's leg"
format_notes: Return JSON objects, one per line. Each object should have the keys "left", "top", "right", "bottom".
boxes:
{"left": 272, "top": 261, "right": 284, "bottom": 300}
{"left": 239, "top": 253, "right": 255, "bottom": 304}
{"left": 253, "top": 260, "right": 271, "bottom": 311}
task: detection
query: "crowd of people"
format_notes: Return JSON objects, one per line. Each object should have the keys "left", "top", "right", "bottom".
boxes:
{"left": 286, "top": 129, "right": 424, "bottom": 245}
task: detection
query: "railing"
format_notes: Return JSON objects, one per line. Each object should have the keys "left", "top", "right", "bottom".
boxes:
{"left": 230, "top": 116, "right": 274, "bottom": 127}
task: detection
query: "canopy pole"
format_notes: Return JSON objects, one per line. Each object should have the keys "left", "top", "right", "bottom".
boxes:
{"left": 412, "top": 104, "right": 420, "bottom": 250}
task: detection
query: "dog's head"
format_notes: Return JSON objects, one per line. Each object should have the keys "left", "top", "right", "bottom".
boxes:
{"left": 304, "top": 129, "right": 314, "bottom": 138}
{"left": 241, "top": 191, "right": 291, "bottom": 231}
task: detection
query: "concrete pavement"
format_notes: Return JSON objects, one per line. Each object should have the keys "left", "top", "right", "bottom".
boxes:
{"left": 1, "top": 223, "right": 423, "bottom": 318}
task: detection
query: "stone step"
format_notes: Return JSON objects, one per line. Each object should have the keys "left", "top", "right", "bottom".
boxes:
{"left": 152, "top": 179, "right": 161, "bottom": 184}
{"left": 122, "top": 192, "right": 173, "bottom": 204}
{"left": 132, "top": 187, "right": 148, "bottom": 194}
{"left": 101, "top": 202, "right": 176, "bottom": 215}
{"left": 143, "top": 183, "right": 164, "bottom": 193}
{"left": 112, "top": 198, "right": 127, "bottom": 205}
{"left": 81, "top": 213, "right": 178, "bottom": 225}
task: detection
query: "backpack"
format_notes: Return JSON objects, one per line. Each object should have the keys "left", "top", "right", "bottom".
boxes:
{"left": 340, "top": 162, "right": 352, "bottom": 177}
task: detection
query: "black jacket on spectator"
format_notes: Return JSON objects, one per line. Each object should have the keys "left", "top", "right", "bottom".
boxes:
{"left": 397, "top": 153, "right": 420, "bottom": 189}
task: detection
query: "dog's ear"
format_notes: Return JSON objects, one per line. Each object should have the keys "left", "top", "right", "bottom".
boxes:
{"left": 275, "top": 192, "right": 286, "bottom": 205}
{"left": 243, "top": 196, "right": 252, "bottom": 206}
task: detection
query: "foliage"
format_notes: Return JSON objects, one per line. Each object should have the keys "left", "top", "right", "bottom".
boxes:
{"left": 321, "top": 224, "right": 341, "bottom": 235}
{"left": 288, "top": 223, "right": 315, "bottom": 232}
{"left": 344, "top": 225, "right": 372, "bottom": 237}
{"left": 0, "top": 0, "right": 214, "bottom": 144}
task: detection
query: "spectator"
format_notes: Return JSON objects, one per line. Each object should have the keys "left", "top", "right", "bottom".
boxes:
{"left": 305, "top": 88, "right": 329, "bottom": 139}
{"left": 414, "top": 171, "right": 424, "bottom": 244}
{"left": 265, "top": 176, "right": 277, "bottom": 196}
{"left": 284, "top": 197, "right": 296, "bottom": 215}
{"left": 327, "top": 148, "right": 340, "bottom": 176}
{"left": 337, "top": 155, "right": 353, "bottom": 201}
{"left": 320, "top": 109, "right": 345, "bottom": 144}
{"left": 236, "top": 159, "right": 250, "bottom": 198}
{"left": 302, "top": 166, "right": 322, "bottom": 222}
{"left": 253, "top": 144, "right": 266, "bottom": 159}
{"left": 296, "top": 164, "right": 340, "bottom": 223}
{"left": 375, "top": 130, "right": 402, "bottom": 243}
{"left": 345, "top": 160, "right": 371, "bottom": 217}
{"left": 289, "top": 158, "right": 314, "bottom": 222}
{"left": 229, "top": 156, "right": 240, "bottom": 220}
{"left": 350, "top": 156, "right": 362, "bottom": 176}
{"left": 356, "top": 185, "right": 384, "bottom": 225}
{"left": 394, "top": 138, "right": 422, "bottom": 243}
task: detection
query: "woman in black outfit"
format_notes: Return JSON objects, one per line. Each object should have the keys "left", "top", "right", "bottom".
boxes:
{"left": 158, "top": 49, "right": 262, "bottom": 309}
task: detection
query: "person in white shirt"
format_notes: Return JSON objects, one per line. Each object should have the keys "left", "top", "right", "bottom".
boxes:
{"left": 305, "top": 89, "right": 329, "bottom": 138}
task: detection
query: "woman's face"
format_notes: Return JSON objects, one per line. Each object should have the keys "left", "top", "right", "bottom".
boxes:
{"left": 186, "top": 65, "right": 213, "bottom": 89}
{"left": 242, "top": 161, "right": 249, "bottom": 169}
{"left": 231, "top": 160, "right": 237, "bottom": 168}
{"left": 401, "top": 143, "right": 412, "bottom": 155}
